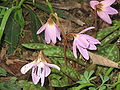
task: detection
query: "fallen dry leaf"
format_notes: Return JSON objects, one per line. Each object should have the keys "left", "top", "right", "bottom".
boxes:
{"left": 4, "top": 56, "right": 27, "bottom": 76}
{"left": 89, "top": 52, "right": 120, "bottom": 69}
{"left": 0, "top": 46, "right": 9, "bottom": 59}
{"left": 52, "top": 1, "right": 81, "bottom": 10}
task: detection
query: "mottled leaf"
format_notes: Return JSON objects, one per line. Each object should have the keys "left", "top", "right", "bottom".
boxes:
{"left": 98, "top": 44, "right": 119, "bottom": 62}
{"left": 0, "top": 67, "right": 7, "bottom": 76}
{"left": 96, "top": 26, "right": 118, "bottom": 40}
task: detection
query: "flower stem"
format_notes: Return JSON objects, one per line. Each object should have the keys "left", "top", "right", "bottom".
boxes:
{"left": 46, "top": 0, "right": 54, "bottom": 13}
{"left": 50, "top": 13, "right": 68, "bottom": 65}
{"left": 94, "top": 10, "right": 98, "bottom": 32}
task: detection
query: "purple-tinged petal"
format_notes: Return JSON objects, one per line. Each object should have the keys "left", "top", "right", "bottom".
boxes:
{"left": 90, "top": 1, "right": 99, "bottom": 10}
{"left": 45, "top": 29, "right": 51, "bottom": 44}
{"left": 82, "top": 34, "right": 101, "bottom": 44}
{"left": 44, "top": 66, "right": 51, "bottom": 77}
{"left": 37, "top": 24, "right": 46, "bottom": 34}
{"left": 97, "top": 11, "right": 112, "bottom": 24}
{"left": 44, "top": 63, "right": 60, "bottom": 70}
{"left": 77, "top": 35, "right": 89, "bottom": 48}
{"left": 77, "top": 45, "right": 89, "bottom": 60}
{"left": 32, "top": 66, "right": 41, "bottom": 85}
{"left": 40, "top": 68, "right": 45, "bottom": 86}
{"left": 101, "top": 0, "right": 116, "bottom": 7}
{"left": 55, "top": 25, "right": 61, "bottom": 41}
{"left": 73, "top": 41, "right": 77, "bottom": 58}
{"left": 47, "top": 25, "right": 57, "bottom": 44}
{"left": 80, "top": 27, "right": 95, "bottom": 34}
{"left": 88, "top": 44, "right": 97, "bottom": 50}
{"left": 103, "top": 6, "right": 118, "bottom": 15}
{"left": 21, "top": 62, "right": 35, "bottom": 74}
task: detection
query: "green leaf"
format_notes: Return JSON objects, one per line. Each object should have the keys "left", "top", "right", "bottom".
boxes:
{"left": 103, "top": 76, "right": 109, "bottom": 83}
{"left": 26, "top": 1, "right": 68, "bottom": 19}
{"left": 18, "top": 80, "right": 46, "bottom": 90}
{"left": 74, "top": 83, "right": 95, "bottom": 90}
{"left": 89, "top": 87, "right": 96, "bottom": 90}
{"left": 4, "top": 9, "right": 22, "bottom": 54}
{"left": 0, "top": 6, "right": 19, "bottom": 41}
{"left": 22, "top": 43, "right": 85, "bottom": 65}
{"left": 77, "top": 71, "right": 95, "bottom": 84}
{"left": 88, "top": 71, "right": 94, "bottom": 79}
{"left": 99, "top": 74, "right": 104, "bottom": 83}
{"left": 99, "top": 74, "right": 109, "bottom": 84}
{"left": 98, "top": 44, "right": 119, "bottom": 62}
{"left": 0, "top": 8, "right": 6, "bottom": 18}
{"left": 50, "top": 74, "right": 70, "bottom": 87}
{"left": 0, "top": 77, "right": 21, "bottom": 90}
{"left": 100, "top": 30, "right": 120, "bottom": 46}
{"left": 96, "top": 26, "right": 118, "bottom": 41}
{"left": 49, "top": 58, "right": 81, "bottom": 87}
{"left": 0, "top": 67, "right": 7, "bottom": 76}
{"left": 24, "top": 5, "right": 42, "bottom": 42}
{"left": 14, "top": 8, "right": 25, "bottom": 28}
{"left": 98, "top": 85, "right": 106, "bottom": 90}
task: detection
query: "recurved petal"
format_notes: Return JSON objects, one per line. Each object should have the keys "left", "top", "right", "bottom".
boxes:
{"left": 97, "top": 11, "right": 112, "bottom": 24}
{"left": 21, "top": 62, "right": 35, "bottom": 74}
{"left": 77, "top": 45, "right": 89, "bottom": 60}
{"left": 37, "top": 24, "right": 46, "bottom": 34}
{"left": 88, "top": 44, "right": 97, "bottom": 50}
{"left": 32, "top": 66, "right": 41, "bottom": 85}
{"left": 103, "top": 6, "right": 118, "bottom": 15}
{"left": 90, "top": 1, "right": 99, "bottom": 10}
{"left": 44, "top": 66, "right": 51, "bottom": 77}
{"left": 73, "top": 41, "right": 77, "bottom": 58}
{"left": 80, "top": 27, "right": 95, "bottom": 33}
{"left": 101, "top": 0, "right": 116, "bottom": 7}
{"left": 44, "top": 63, "right": 60, "bottom": 70}
{"left": 82, "top": 34, "right": 101, "bottom": 44}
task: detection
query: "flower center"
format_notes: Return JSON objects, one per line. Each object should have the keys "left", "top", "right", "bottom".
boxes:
{"left": 95, "top": 3, "right": 103, "bottom": 11}
{"left": 47, "top": 17, "right": 55, "bottom": 26}
{"left": 73, "top": 33, "right": 79, "bottom": 39}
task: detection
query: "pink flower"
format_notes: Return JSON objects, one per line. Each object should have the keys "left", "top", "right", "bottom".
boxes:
{"left": 37, "top": 17, "right": 61, "bottom": 44}
{"left": 20, "top": 51, "right": 60, "bottom": 86}
{"left": 73, "top": 27, "right": 100, "bottom": 60}
{"left": 90, "top": 0, "right": 118, "bottom": 24}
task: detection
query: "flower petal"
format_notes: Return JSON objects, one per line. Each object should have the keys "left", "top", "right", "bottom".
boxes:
{"left": 82, "top": 34, "right": 101, "bottom": 44}
{"left": 55, "top": 25, "right": 61, "bottom": 41}
{"left": 77, "top": 35, "right": 89, "bottom": 48}
{"left": 47, "top": 25, "right": 57, "bottom": 44}
{"left": 45, "top": 29, "right": 51, "bottom": 44}
{"left": 21, "top": 62, "right": 35, "bottom": 74}
{"left": 80, "top": 27, "right": 95, "bottom": 34}
{"left": 37, "top": 24, "right": 46, "bottom": 34}
{"left": 103, "top": 6, "right": 118, "bottom": 15}
{"left": 73, "top": 41, "right": 77, "bottom": 58}
{"left": 32, "top": 66, "right": 41, "bottom": 85}
{"left": 88, "top": 44, "right": 97, "bottom": 50}
{"left": 44, "top": 66, "right": 51, "bottom": 77}
{"left": 44, "top": 63, "right": 60, "bottom": 70}
{"left": 90, "top": 1, "right": 99, "bottom": 10}
{"left": 77, "top": 45, "right": 89, "bottom": 60}
{"left": 40, "top": 68, "right": 45, "bottom": 86}
{"left": 97, "top": 11, "right": 112, "bottom": 24}
{"left": 101, "top": 0, "right": 116, "bottom": 7}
